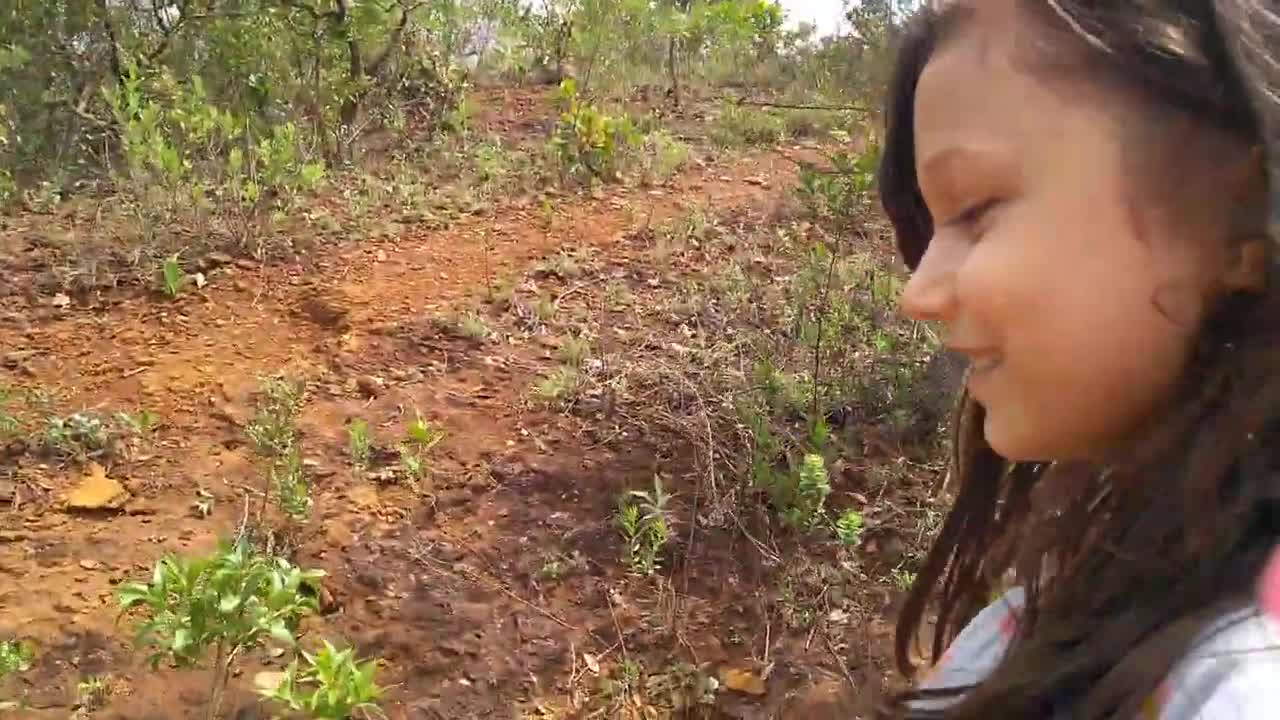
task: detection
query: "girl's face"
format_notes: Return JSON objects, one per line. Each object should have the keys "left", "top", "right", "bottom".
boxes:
{"left": 899, "top": 0, "right": 1263, "bottom": 462}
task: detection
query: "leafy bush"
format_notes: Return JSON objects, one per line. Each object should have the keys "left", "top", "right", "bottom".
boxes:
{"left": 549, "top": 79, "right": 642, "bottom": 183}
{"left": 709, "top": 102, "right": 785, "bottom": 147}
{"left": 617, "top": 477, "right": 674, "bottom": 575}
{"left": 262, "top": 639, "right": 386, "bottom": 720}
{"left": 795, "top": 137, "right": 880, "bottom": 233}
{"left": 117, "top": 540, "right": 325, "bottom": 720}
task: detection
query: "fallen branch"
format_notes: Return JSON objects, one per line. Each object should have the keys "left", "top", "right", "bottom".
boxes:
{"left": 733, "top": 97, "right": 870, "bottom": 114}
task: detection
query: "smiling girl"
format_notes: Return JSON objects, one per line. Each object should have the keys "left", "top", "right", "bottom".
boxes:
{"left": 875, "top": 1, "right": 1280, "bottom": 718}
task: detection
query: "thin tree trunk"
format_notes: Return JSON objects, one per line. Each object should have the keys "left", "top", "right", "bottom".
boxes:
{"left": 667, "top": 37, "right": 680, "bottom": 108}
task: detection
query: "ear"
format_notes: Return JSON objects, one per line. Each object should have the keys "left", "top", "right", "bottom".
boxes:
{"left": 1222, "top": 235, "right": 1269, "bottom": 293}
{"left": 1221, "top": 147, "right": 1271, "bottom": 294}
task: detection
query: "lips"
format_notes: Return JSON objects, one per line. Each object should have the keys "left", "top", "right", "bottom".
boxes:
{"left": 970, "top": 355, "right": 1002, "bottom": 374}
{"left": 945, "top": 344, "right": 1003, "bottom": 378}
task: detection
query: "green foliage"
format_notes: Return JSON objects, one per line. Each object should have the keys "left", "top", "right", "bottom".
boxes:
{"left": 272, "top": 448, "right": 313, "bottom": 521}
{"left": 405, "top": 414, "right": 445, "bottom": 451}
{"left": 550, "top": 79, "right": 641, "bottom": 183}
{"left": 835, "top": 509, "right": 864, "bottom": 547}
{"left": 0, "top": 639, "right": 33, "bottom": 710}
{"left": 617, "top": 477, "right": 673, "bottom": 575}
{"left": 778, "top": 454, "right": 831, "bottom": 530}
{"left": 348, "top": 419, "right": 372, "bottom": 473}
{"left": 118, "top": 540, "right": 324, "bottom": 719}
{"left": 795, "top": 137, "right": 880, "bottom": 233}
{"left": 115, "top": 408, "right": 159, "bottom": 436}
{"left": 41, "top": 410, "right": 148, "bottom": 463}
{"left": 76, "top": 675, "right": 109, "bottom": 712}
{"left": 638, "top": 129, "right": 690, "bottom": 185}
{"left": 559, "top": 333, "right": 591, "bottom": 368}
{"left": 0, "top": 640, "right": 33, "bottom": 678}
{"left": 160, "top": 254, "right": 186, "bottom": 298}
{"left": 534, "top": 366, "right": 582, "bottom": 407}
{"left": 2, "top": 1, "right": 461, "bottom": 206}
{"left": 246, "top": 375, "right": 305, "bottom": 458}
{"left": 709, "top": 101, "right": 785, "bottom": 147}
{"left": 398, "top": 414, "right": 443, "bottom": 489}
{"left": 262, "top": 639, "right": 386, "bottom": 720}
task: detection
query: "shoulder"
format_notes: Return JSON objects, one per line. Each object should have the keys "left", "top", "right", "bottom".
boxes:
{"left": 1154, "top": 607, "right": 1280, "bottom": 720}
{"left": 918, "top": 587, "right": 1025, "bottom": 690}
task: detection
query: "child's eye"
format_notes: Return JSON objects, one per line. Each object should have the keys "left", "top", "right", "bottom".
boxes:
{"left": 951, "top": 198, "right": 999, "bottom": 229}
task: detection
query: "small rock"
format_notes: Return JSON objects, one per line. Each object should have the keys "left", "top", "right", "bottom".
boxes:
{"left": 253, "top": 671, "right": 287, "bottom": 696}
{"left": 1, "top": 350, "right": 37, "bottom": 368}
{"left": 78, "top": 559, "right": 101, "bottom": 571}
{"left": 202, "top": 252, "right": 234, "bottom": 269}
{"left": 356, "top": 375, "right": 384, "bottom": 398}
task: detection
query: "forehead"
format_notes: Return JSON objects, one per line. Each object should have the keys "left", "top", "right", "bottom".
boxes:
{"left": 913, "top": 4, "right": 1035, "bottom": 154}
{"left": 913, "top": 0, "right": 1127, "bottom": 162}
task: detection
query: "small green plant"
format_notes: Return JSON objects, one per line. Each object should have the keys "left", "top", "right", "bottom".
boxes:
{"left": 160, "top": 255, "right": 186, "bottom": 298}
{"left": 533, "top": 293, "right": 556, "bottom": 323}
{"left": 115, "top": 408, "right": 158, "bottom": 436}
{"left": 550, "top": 79, "right": 642, "bottom": 183}
{"left": 43, "top": 412, "right": 112, "bottom": 461}
{"left": 0, "top": 639, "right": 33, "bottom": 711}
{"left": 0, "top": 385, "right": 22, "bottom": 441}
{"left": 76, "top": 675, "right": 109, "bottom": 712}
{"left": 709, "top": 102, "right": 785, "bottom": 147}
{"left": 639, "top": 130, "right": 690, "bottom": 185}
{"left": 533, "top": 366, "right": 580, "bottom": 407}
{"left": 397, "top": 414, "right": 443, "bottom": 489}
{"left": 405, "top": 414, "right": 444, "bottom": 451}
{"left": 616, "top": 477, "right": 673, "bottom": 575}
{"left": 117, "top": 540, "right": 325, "bottom": 720}
{"left": 261, "top": 639, "right": 386, "bottom": 719}
{"left": 398, "top": 444, "right": 425, "bottom": 487}
{"left": 781, "top": 454, "right": 832, "bottom": 530}
{"left": 246, "top": 376, "right": 305, "bottom": 458}
{"left": 347, "top": 419, "right": 371, "bottom": 473}
{"left": 795, "top": 142, "right": 879, "bottom": 233}
{"left": 0, "top": 640, "right": 33, "bottom": 678}
{"left": 458, "top": 311, "right": 491, "bottom": 341}
{"left": 558, "top": 333, "right": 590, "bottom": 368}
{"left": 891, "top": 565, "right": 917, "bottom": 591}
{"left": 0, "top": 411, "right": 19, "bottom": 440}
{"left": 835, "top": 509, "right": 864, "bottom": 547}
{"left": 271, "top": 449, "right": 312, "bottom": 521}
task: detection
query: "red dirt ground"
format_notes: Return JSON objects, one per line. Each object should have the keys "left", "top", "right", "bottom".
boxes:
{"left": 0, "top": 89, "right": 939, "bottom": 719}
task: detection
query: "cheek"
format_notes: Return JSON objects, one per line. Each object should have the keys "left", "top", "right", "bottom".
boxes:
{"left": 958, "top": 211, "right": 1196, "bottom": 461}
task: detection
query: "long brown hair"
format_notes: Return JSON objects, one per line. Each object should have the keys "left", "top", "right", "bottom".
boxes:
{"left": 876, "top": 2, "right": 1280, "bottom": 718}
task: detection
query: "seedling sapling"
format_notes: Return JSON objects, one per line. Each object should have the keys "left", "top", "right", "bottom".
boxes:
{"left": 117, "top": 540, "right": 325, "bottom": 720}
{"left": 261, "top": 639, "right": 387, "bottom": 719}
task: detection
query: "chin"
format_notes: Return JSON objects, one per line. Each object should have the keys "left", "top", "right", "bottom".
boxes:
{"left": 982, "top": 412, "right": 1045, "bottom": 462}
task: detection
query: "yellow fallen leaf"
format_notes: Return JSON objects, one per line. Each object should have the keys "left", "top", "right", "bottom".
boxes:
{"left": 65, "top": 463, "right": 129, "bottom": 511}
{"left": 253, "top": 671, "right": 287, "bottom": 695}
{"left": 718, "top": 666, "right": 767, "bottom": 696}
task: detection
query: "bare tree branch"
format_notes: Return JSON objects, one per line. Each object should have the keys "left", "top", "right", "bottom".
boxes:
{"left": 367, "top": 0, "right": 427, "bottom": 77}
{"left": 733, "top": 97, "right": 870, "bottom": 113}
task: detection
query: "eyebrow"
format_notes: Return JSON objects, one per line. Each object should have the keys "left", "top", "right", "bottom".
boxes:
{"left": 919, "top": 144, "right": 1016, "bottom": 184}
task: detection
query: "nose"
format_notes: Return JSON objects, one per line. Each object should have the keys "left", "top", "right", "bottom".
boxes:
{"left": 899, "top": 238, "right": 960, "bottom": 323}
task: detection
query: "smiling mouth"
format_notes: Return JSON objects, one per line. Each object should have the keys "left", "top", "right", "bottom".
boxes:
{"left": 970, "top": 355, "right": 1002, "bottom": 375}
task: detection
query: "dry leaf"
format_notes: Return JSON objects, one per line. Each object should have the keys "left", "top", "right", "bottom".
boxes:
{"left": 718, "top": 666, "right": 767, "bottom": 696}
{"left": 65, "top": 463, "right": 129, "bottom": 511}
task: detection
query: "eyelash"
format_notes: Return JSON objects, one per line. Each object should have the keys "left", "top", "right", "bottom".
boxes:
{"left": 951, "top": 198, "right": 999, "bottom": 229}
